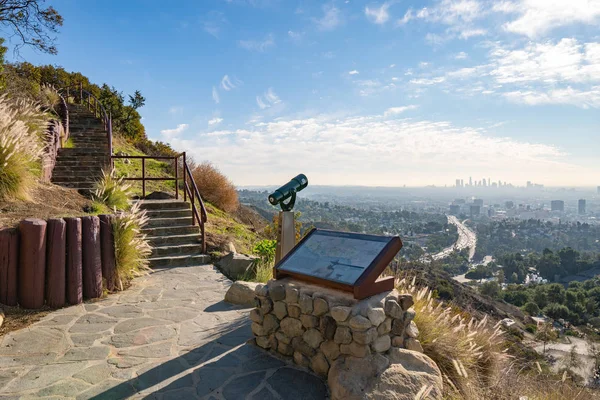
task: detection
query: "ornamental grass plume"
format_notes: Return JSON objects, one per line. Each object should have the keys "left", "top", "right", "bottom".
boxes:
{"left": 112, "top": 201, "right": 152, "bottom": 289}
{"left": 396, "top": 276, "right": 505, "bottom": 399}
{"left": 0, "top": 95, "right": 47, "bottom": 200}
{"left": 93, "top": 169, "right": 133, "bottom": 212}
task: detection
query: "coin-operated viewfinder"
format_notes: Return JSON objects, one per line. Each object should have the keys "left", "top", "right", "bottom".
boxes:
{"left": 268, "top": 174, "right": 308, "bottom": 212}
{"left": 267, "top": 174, "right": 308, "bottom": 264}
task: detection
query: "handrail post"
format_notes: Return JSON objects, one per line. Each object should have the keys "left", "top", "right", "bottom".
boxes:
{"left": 142, "top": 158, "right": 146, "bottom": 199}
{"left": 174, "top": 156, "right": 179, "bottom": 200}
{"left": 183, "top": 152, "right": 187, "bottom": 202}
{"left": 191, "top": 183, "right": 195, "bottom": 225}
{"left": 79, "top": 82, "right": 83, "bottom": 103}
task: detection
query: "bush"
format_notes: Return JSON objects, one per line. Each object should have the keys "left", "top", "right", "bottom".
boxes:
{"left": 92, "top": 169, "right": 133, "bottom": 211}
{"left": 0, "top": 96, "right": 46, "bottom": 200}
{"left": 522, "top": 302, "right": 540, "bottom": 316}
{"left": 191, "top": 162, "right": 239, "bottom": 212}
{"left": 525, "top": 324, "right": 537, "bottom": 334}
{"left": 112, "top": 202, "right": 152, "bottom": 288}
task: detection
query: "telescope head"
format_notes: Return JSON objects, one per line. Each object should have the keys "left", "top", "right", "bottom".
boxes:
{"left": 268, "top": 174, "right": 308, "bottom": 211}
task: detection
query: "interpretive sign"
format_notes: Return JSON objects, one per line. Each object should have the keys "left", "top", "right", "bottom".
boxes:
{"left": 274, "top": 229, "right": 403, "bottom": 299}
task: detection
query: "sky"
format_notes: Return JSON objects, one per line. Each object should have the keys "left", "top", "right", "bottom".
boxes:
{"left": 7, "top": 0, "right": 600, "bottom": 187}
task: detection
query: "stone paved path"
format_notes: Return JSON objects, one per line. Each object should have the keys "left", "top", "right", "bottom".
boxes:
{"left": 0, "top": 265, "right": 328, "bottom": 399}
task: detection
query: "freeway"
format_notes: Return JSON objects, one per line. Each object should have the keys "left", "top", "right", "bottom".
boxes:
{"left": 427, "top": 215, "right": 477, "bottom": 262}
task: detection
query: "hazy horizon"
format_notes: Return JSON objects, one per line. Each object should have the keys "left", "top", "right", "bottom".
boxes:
{"left": 12, "top": 0, "right": 600, "bottom": 187}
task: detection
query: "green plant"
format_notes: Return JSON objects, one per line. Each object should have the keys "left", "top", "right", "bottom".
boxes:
{"left": 112, "top": 201, "right": 152, "bottom": 288}
{"left": 0, "top": 95, "right": 46, "bottom": 200}
{"left": 525, "top": 324, "right": 537, "bottom": 334}
{"left": 92, "top": 169, "right": 133, "bottom": 211}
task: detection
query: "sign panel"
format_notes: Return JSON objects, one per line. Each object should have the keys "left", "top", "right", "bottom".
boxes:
{"left": 275, "top": 229, "right": 402, "bottom": 296}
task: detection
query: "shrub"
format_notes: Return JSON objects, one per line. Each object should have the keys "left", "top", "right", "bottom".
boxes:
{"left": 112, "top": 202, "right": 152, "bottom": 288}
{"left": 525, "top": 324, "right": 537, "bottom": 334}
{"left": 92, "top": 169, "right": 133, "bottom": 211}
{"left": 191, "top": 162, "right": 239, "bottom": 212}
{"left": 397, "top": 277, "right": 505, "bottom": 398}
{"left": 0, "top": 95, "right": 46, "bottom": 200}
{"left": 522, "top": 301, "right": 540, "bottom": 316}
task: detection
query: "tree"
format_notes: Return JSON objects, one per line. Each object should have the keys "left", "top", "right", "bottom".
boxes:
{"left": 0, "top": 0, "right": 63, "bottom": 54}
{"left": 522, "top": 302, "right": 540, "bottom": 316}
{"left": 562, "top": 345, "right": 582, "bottom": 374}
{"left": 535, "top": 322, "right": 557, "bottom": 354}
{"left": 497, "top": 269, "right": 505, "bottom": 285}
{"left": 480, "top": 281, "right": 500, "bottom": 299}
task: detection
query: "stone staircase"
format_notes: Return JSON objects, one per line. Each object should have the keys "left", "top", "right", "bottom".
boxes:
{"left": 51, "top": 104, "right": 109, "bottom": 194}
{"left": 139, "top": 200, "right": 210, "bottom": 268}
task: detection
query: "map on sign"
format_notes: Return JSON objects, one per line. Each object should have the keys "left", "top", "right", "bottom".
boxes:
{"left": 276, "top": 230, "right": 393, "bottom": 285}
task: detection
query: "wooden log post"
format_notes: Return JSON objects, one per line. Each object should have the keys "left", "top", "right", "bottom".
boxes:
{"left": 99, "top": 215, "right": 116, "bottom": 292}
{"left": 65, "top": 218, "right": 83, "bottom": 305}
{"left": 0, "top": 228, "right": 19, "bottom": 306}
{"left": 18, "top": 219, "right": 47, "bottom": 309}
{"left": 81, "top": 216, "right": 102, "bottom": 299}
{"left": 46, "top": 219, "right": 66, "bottom": 308}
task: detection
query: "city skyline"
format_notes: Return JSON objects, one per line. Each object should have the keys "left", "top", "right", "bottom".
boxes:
{"left": 11, "top": 0, "right": 600, "bottom": 187}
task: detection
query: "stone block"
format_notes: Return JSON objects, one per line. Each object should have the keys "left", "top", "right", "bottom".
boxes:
{"left": 404, "top": 308, "right": 416, "bottom": 325}
{"left": 270, "top": 284, "right": 286, "bottom": 301}
{"left": 334, "top": 326, "right": 352, "bottom": 344}
{"left": 367, "top": 307, "right": 386, "bottom": 326}
{"left": 255, "top": 284, "right": 269, "bottom": 297}
{"left": 249, "top": 309, "right": 263, "bottom": 323}
{"left": 348, "top": 341, "right": 370, "bottom": 358}
{"left": 256, "top": 296, "right": 273, "bottom": 315}
{"left": 277, "top": 340, "right": 294, "bottom": 356}
{"left": 300, "top": 314, "right": 319, "bottom": 329}
{"left": 299, "top": 293, "right": 313, "bottom": 314}
{"left": 349, "top": 315, "right": 371, "bottom": 332}
{"left": 313, "top": 298, "right": 329, "bottom": 316}
{"left": 303, "top": 328, "right": 324, "bottom": 349}
{"left": 224, "top": 281, "right": 259, "bottom": 306}
{"left": 263, "top": 314, "right": 280, "bottom": 334}
{"left": 218, "top": 252, "right": 258, "bottom": 279}
{"left": 392, "top": 318, "right": 405, "bottom": 335}
{"left": 320, "top": 341, "right": 341, "bottom": 363}
{"left": 288, "top": 305, "right": 301, "bottom": 318}
{"left": 292, "top": 336, "right": 316, "bottom": 357}
{"left": 404, "top": 338, "right": 423, "bottom": 353}
{"left": 384, "top": 299, "right": 403, "bottom": 319}
{"left": 285, "top": 286, "right": 299, "bottom": 303}
{"left": 293, "top": 351, "right": 310, "bottom": 368}
{"left": 391, "top": 335, "right": 404, "bottom": 347}
{"left": 398, "top": 294, "right": 414, "bottom": 311}
{"left": 251, "top": 322, "right": 267, "bottom": 336}
{"left": 377, "top": 317, "right": 392, "bottom": 335}
{"left": 320, "top": 316, "right": 337, "bottom": 341}
{"left": 280, "top": 317, "right": 304, "bottom": 338}
{"left": 330, "top": 306, "right": 351, "bottom": 322}
{"left": 275, "top": 331, "right": 291, "bottom": 345}
{"left": 406, "top": 321, "right": 419, "bottom": 338}
{"left": 371, "top": 335, "right": 391, "bottom": 353}
{"left": 256, "top": 336, "right": 271, "bottom": 349}
{"left": 310, "top": 352, "right": 330, "bottom": 376}
{"left": 353, "top": 327, "right": 377, "bottom": 345}
{"left": 273, "top": 301, "right": 288, "bottom": 320}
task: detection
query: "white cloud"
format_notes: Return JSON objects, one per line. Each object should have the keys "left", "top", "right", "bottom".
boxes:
{"left": 256, "top": 88, "right": 282, "bottom": 109}
{"left": 208, "top": 117, "right": 224, "bottom": 126}
{"left": 455, "top": 51, "right": 468, "bottom": 59}
{"left": 503, "top": 87, "right": 600, "bottom": 109}
{"left": 167, "top": 111, "right": 587, "bottom": 187}
{"left": 502, "top": 0, "right": 600, "bottom": 38}
{"left": 221, "top": 75, "right": 236, "bottom": 91}
{"left": 314, "top": 4, "right": 342, "bottom": 31}
{"left": 288, "top": 30, "right": 303, "bottom": 42}
{"left": 160, "top": 123, "right": 189, "bottom": 137}
{"left": 212, "top": 86, "right": 220, "bottom": 104}
{"left": 409, "top": 77, "right": 446, "bottom": 85}
{"left": 238, "top": 33, "right": 275, "bottom": 51}
{"left": 459, "top": 28, "right": 486, "bottom": 39}
{"left": 348, "top": 70, "right": 360, "bottom": 75}
{"left": 383, "top": 105, "right": 418, "bottom": 116}
{"left": 365, "top": 2, "right": 392, "bottom": 24}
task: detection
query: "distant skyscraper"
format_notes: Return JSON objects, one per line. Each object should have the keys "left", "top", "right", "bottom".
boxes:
{"left": 469, "top": 177, "right": 472, "bottom": 186}
{"left": 470, "top": 205, "right": 481, "bottom": 217}
{"left": 505, "top": 201, "right": 514, "bottom": 209}
{"left": 449, "top": 205, "right": 460, "bottom": 215}
{"left": 474, "top": 198, "right": 484, "bottom": 206}
{"left": 551, "top": 200, "right": 565, "bottom": 212}
{"left": 460, "top": 179, "right": 464, "bottom": 187}
{"left": 456, "top": 179, "right": 461, "bottom": 188}
{"left": 579, "top": 199, "right": 586, "bottom": 215}
{"left": 597, "top": 186, "right": 600, "bottom": 195}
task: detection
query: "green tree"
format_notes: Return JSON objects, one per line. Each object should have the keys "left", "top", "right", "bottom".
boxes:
{"left": 497, "top": 269, "right": 505, "bottom": 285}
{"left": 535, "top": 322, "right": 557, "bottom": 354}
{"left": 562, "top": 345, "right": 582, "bottom": 374}
{"left": 480, "top": 281, "right": 500, "bottom": 299}
{"left": 0, "top": 0, "right": 63, "bottom": 54}
{"left": 522, "top": 302, "right": 540, "bottom": 316}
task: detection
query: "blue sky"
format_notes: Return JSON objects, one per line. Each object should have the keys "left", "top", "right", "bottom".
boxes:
{"left": 9, "top": 0, "right": 600, "bottom": 187}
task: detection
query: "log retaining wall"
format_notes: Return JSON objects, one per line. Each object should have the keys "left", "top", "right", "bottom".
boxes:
{"left": 0, "top": 214, "right": 116, "bottom": 309}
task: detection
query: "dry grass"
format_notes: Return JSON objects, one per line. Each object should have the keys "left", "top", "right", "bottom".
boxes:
{"left": 0, "top": 95, "right": 47, "bottom": 200}
{"left": 397, "top": 275, "right": 600, "bottom": 399}
{"left": 112, "top": 202, "right": 152, "bottom": 288}
{"left": 191, "top": 162, "right": 239, "bottom": 213}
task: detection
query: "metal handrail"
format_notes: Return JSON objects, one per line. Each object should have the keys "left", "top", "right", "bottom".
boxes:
{"left": 111, "top": 152, "right": 207, "bottom": 253}
{"left": 60, "top": 83, "right": 113, "bottom": 160}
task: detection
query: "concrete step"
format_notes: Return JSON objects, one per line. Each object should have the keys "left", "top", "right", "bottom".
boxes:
{"left": 146, "top": 217, "right": 193, "bottom": 228}
{"left": 136, "top": 200, "right": 191, "bottom": 211}
{"left": 145, "top": 209, "right": 192, "bottom": 219}
{"left": 53, "top": 161, "right": 108, "bottom": 167}
{"left": 148, "top": 254, "right": 211, "bottom": 269}
{"left": 141, "top": 225, "right": 199, "bottom": 237}
{"left": 53, "top": 166, "right": 104, "bottom": 174}
{"left": 56, "top": 156, "right": 109, "bottom": 163}
{"left": 58, "top": 149, "right": 108, "bottom": 156}
{"left": 146, "top": 233, "right": 202, "bottom": 247}
{"left": 55, "top": 181, "right": 97, "bottom": 189}
{"left": 52, "top": 175, "right": 100, "bottom": 183}
{"left": 150, "top": 243, "right": 204, "bottom": 257}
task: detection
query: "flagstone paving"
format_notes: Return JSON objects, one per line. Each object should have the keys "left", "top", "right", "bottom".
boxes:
{"left": 0, "top": 265, "right": 328, "bottom": 399}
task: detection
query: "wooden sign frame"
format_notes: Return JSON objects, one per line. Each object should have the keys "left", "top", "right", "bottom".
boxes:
{"left": 273, "top": 228, "right": 403, "bottom": 299}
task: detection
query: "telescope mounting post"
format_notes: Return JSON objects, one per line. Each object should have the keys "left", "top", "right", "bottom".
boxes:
{"left": 275, "top": 210, "right": 295, "bottom": 266}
